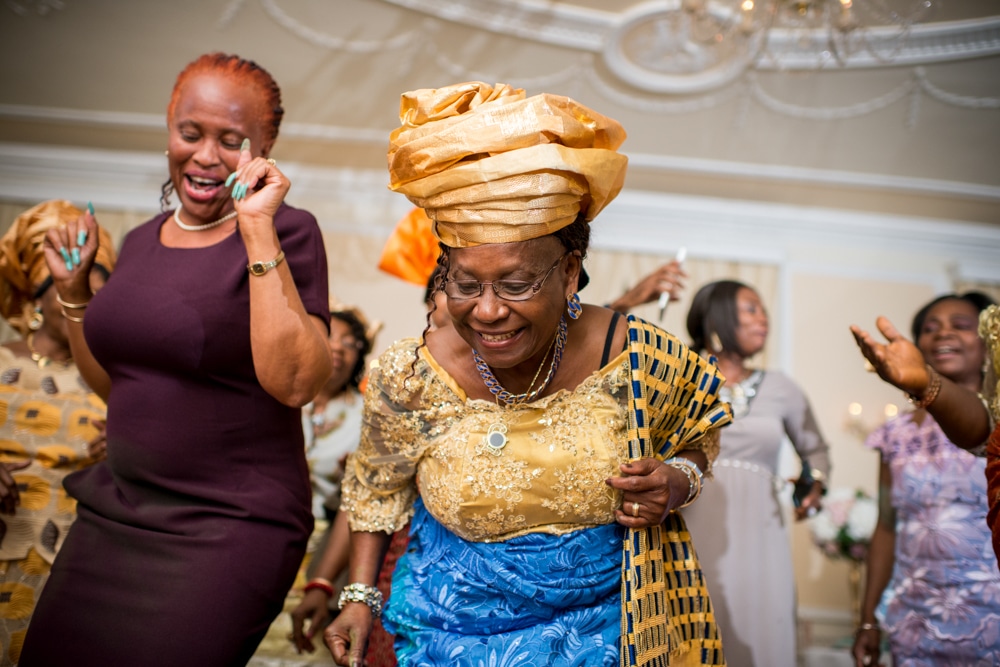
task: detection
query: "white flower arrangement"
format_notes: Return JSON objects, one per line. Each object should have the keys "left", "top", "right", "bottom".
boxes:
{"left": 808, "top": 487, "right": 878, "bottom": 562}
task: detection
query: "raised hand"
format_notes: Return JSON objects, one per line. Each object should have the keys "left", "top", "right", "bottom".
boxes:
{"left": 42, "top": 207, "right": 99, "bottom": 305}
{"left": 226, "top": 139, "right": 290, "bottom": 234}
{"left": 850, "top": 316, "right": 930, "bottom": 395}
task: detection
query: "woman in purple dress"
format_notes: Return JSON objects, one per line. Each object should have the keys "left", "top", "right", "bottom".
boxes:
{"left": 19, "top": 53, "right": 332, "bottom": 666}
{"left": 853, "top": 292, "right": 1000, "bottom": 667}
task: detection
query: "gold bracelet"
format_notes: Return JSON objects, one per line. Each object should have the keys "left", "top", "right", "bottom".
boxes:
{"left": 857, "top": 622, "right": 880, "bottom": 633}
{"left": 61, "top": 308, "right": 84, "bottom": 323}
{"left": 56, "top": 294, "right": 90, "bottom": 309}
{"left": 907, "top": 364, "right": 942, "bottom": 409}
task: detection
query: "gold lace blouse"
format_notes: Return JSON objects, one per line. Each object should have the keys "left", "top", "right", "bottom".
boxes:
{"left": 342, "top": 338, "right": 633, "bottom": 542}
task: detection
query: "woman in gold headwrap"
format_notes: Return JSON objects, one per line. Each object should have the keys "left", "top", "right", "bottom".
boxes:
{"left": 0, "top": 199, "right": 115, "bottom": 664}
{"left": 326, "top": 82, "right": 732, "bottom": 667}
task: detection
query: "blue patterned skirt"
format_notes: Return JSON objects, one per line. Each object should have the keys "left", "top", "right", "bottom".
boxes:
{"left": 383, "top": 499, "right": 624, "bottom": 666}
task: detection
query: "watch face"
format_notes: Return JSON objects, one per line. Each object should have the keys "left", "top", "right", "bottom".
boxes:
{"left": 248, "top": 251, "right": 284, "bottom": 277}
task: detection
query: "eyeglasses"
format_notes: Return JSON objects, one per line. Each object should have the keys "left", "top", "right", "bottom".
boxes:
{"left": 329, "top": 335, "right": 365, "bottom": 351}
{"left": 443, "top": 254, "right": 566, "bottom": 302}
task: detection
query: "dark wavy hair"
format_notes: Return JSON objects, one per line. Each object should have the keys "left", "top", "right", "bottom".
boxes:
{"left": 331, "top": 309, "right": 373, "bottom": 390}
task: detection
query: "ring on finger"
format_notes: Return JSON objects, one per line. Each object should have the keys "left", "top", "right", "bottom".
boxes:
{"left": 631, "top": 502, "right": 640, "bottom": 517}
{"left": 267, "top": 158, "right": 277, "bottom": 166}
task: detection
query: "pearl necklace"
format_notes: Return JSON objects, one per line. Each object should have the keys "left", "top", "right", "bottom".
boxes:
{"left": 173, "top": 204, "right": 237, "bottom": 232}
{"left": 474, "top": 317, "right": 568, "bottom": 455}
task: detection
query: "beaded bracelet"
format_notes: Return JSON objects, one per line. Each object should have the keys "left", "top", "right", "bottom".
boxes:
{"left": 338, "top": 582, "right": 383, "bottom": 618}
{"left": 303, "top": 577, "right": 335, "bottom": 598}
{"left": 906, "top": 364, "right": 941, "bottom": 409}
{"left": 664, "top": 457, "right": 703, "bottom": 509}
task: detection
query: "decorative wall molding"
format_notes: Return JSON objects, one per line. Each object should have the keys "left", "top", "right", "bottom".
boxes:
{"left": 3, "top": 142, "right": 996, "bottom": 269}
{"left": 4, "top": 100, "right": 998, "bottom": 205}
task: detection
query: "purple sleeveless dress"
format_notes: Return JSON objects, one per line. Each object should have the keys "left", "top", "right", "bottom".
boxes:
{"left": 21, "top": 204, "right": 329, "bottom": 666}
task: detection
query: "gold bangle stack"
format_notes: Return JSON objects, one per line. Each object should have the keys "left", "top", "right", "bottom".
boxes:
{"left": 56, "top": 294, "right": 89, "bottom": 324}
{"left": 907, "top": 364, "right": 942, "bottom": 409}
{"left": 664, "top": 457, "right": 703, "bottom": 510}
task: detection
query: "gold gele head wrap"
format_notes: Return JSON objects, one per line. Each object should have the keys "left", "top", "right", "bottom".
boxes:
{"left": 0, "top": 200, "right": 118, "bottom": 336}
{"left": 387, "top": 81, "right": 628, "bottom": 248}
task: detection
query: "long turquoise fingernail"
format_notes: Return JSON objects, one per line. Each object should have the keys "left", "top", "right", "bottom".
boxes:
{"left": 59, "top": 247, "right": 71, "bottom": 263}
{"left": 87, "top": 201, "right": 95, "bottom": 216}
{"left": 231, "top": 183, "right": 241, "bottom": 200}
{"left": 225, "top": 172, "right": 237, "bottom": 187}
{"left": 240, "top": 138, "right": 250, "bottom": 152}
{"left": 77, "top": 230, "right": 88, "bottom": 246}
{"left": 236, "top": 183, "right": 247, "bottom": 200}
{"left": 71, "top": 248, "right": 81, "bottom": 266}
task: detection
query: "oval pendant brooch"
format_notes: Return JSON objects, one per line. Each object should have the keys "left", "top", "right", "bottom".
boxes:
{"left": 483, "top": 422, "right": 508, "bottom": 456}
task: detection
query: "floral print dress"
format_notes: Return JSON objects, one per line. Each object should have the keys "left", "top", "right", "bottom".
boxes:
{"left": 867, "top": 413, "right": 1000, "bottom": 665}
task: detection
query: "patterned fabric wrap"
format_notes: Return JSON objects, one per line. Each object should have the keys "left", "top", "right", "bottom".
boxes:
{"left": 987, "top": 424, "right": 1000, "bottom": 569}
{"left": 620, "top": 315, "right": 732, "bottom": 667}
{"left": 384, "top": 498, "right": 623, "bottom": 666}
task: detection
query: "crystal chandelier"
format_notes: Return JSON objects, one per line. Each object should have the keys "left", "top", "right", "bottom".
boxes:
{"left": 605, "top": 0, "right": 942, "bottom": 93}
{"left": 682, "top": 0, "right": 938, "bottom": 67}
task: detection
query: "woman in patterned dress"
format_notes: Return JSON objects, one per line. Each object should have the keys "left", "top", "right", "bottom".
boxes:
{"left": 851, "top": 292, "right": 1000, "bottom": 666}
{"left": 324, "top": 81, "right": 732, "bottom": 667}
{"left": 0, "top": 199, "right": 115, "bottom": 664}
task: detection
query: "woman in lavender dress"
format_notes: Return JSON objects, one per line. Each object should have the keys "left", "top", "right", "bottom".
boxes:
{"left": 854, "top": 292, "right": 1000, "bottom": 667}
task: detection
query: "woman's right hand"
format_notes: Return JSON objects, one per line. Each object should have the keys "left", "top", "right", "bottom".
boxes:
{"left": 42, "top": 210, "right": 99, "bottom": 304}
{"left": 288, "top": 588, "right": 331, "bottom": 654}
{"left": 850, "top": 316, "right": 929, "bottom": 395}
{"left": 851, "top": 626, "right": 881, "bottom": 666}
{"left": 324, "top": 603, "right": 373, "bottom": 667}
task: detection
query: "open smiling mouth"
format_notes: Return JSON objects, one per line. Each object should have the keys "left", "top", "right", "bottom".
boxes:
{"left": 479, "top": 330, "right": 519, "bottom": 343}
{"left": 185, "top": 174, "right": 225, "bottom": 195}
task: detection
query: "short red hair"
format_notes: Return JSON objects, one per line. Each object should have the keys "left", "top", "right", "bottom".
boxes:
{"left": 166, "top": 52, "right": 284, "bottom": 155}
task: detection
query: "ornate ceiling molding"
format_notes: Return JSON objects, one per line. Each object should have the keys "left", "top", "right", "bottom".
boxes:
{"left": 379, "top": 0, "right": 1000, "bottom": 92}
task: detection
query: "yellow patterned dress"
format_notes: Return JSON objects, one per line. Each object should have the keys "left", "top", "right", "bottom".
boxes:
{"left": 343, "top": 317, "right": 732, "bottom": 667}
{"left": 0, "top": 347, "right": 103, "bottom": 664}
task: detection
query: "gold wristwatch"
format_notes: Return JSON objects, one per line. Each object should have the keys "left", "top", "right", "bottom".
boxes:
{"left": 247, "top": 250, "right": 285, "bottom": 277}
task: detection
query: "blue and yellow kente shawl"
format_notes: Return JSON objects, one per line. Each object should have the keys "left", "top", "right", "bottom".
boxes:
{"left": 621, "top": 315, "right": 732, "bottom": 667}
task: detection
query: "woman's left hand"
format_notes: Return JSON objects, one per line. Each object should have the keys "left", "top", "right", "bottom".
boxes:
{"left": 228, "top": 140, "right": 290, "bottom": 233}
{"left": 606, "top": 459, "right": 688, "bottom": 527}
